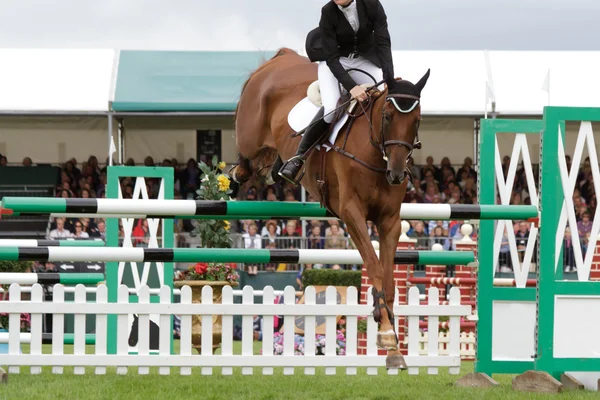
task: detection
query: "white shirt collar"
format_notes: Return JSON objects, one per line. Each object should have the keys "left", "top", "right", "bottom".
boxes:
{"left": 338, "top": 0, "right": 357, "bottom": 12}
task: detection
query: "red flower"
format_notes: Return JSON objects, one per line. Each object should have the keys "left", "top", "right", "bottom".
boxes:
{"left": 195, "top": 263, "right": 209, "bottom": 275}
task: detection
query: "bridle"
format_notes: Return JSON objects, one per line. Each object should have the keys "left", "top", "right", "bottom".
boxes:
{"left": 378, "top": 93, "right": 422, "bottom": 162}
{"left": 302, "top": 75, "right": 423, "bottom": 180}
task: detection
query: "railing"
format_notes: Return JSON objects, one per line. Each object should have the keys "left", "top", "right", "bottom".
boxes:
{"left": 1, "top": 284, "right": 470, "bottom": 375}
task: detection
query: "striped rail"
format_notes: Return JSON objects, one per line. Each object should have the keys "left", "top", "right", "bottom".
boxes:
{"left": 0, "top": 273, "right": 105, "bottom": 285}
{"left": 419, "top": 321, "right": 477, "bottom": 330}
{"left": 0, "top": 247, "right": 476, "bottom": 265}
{"left": 1, "top": 197, "right": 539, "bottom": 221}
{"left": 408, "top": 277, "right": 537, "bottom": 287}
{"left": 0, "top": 239, "right": 104, "bottom": 247}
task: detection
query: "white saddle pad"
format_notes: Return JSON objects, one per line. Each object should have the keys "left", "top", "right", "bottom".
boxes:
{"left": 287, "top": 81, "right": 364, "bottom": 151}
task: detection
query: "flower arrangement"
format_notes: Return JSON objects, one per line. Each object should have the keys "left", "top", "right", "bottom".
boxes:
{"left": 0, "top": 260, "right": 33, "bottom": 332}
{"left": 0, "top": 312, "right": 30, "bottom": 332}
{"left": 192, "top": 156, "right": 234, "bottom": 249}
{"left": 174, "top": 262, "right": 239, "bottom": 285}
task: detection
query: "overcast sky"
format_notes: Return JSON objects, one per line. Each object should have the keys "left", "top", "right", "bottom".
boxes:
{"left": 1, "top": 0, "right": 599, "bottom": 51}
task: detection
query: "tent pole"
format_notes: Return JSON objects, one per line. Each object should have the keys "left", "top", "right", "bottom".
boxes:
{"left": 108, "top": 114, "right": 114, "bottom": 166}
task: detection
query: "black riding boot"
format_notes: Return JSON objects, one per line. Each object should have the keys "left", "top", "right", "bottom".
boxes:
{"left": 278, "top": 106, "right": 330, "bottom": 185}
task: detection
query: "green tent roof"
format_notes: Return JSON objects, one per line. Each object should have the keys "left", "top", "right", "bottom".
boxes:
{"left": 112, "top": 50, "right": 275, "bottom": 112}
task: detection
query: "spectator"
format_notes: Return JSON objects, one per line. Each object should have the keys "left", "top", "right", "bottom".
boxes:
{"left": 179, "top": 158, "right": 200, "bottom": 199}
{"left": 90, "top": 220, "right": 106, "bottom": 240}
{"left": 563, "top": 227, "right": 576, "bottom": 272}
{"left": 243, "top": 222, "right": 262, "bottom": 275}
{"left": 431, "top": 226, "right": 450, "bottom": 250}
{"left": 49, "top": 218, "right": 73, "bottom": 239}
{"left": 262, "top": 220, "right": 279, "bottom": 248}
{"left": 307, "top": 224, "right": 325, "bottom": 249}
{"left": 515, "top": 221, "right": 530, "bottom": 261}
{"left": 325, "top": 223, "right": 347, "bottom": 250}
{"left": 577, "top": 212, "right": 592, "bottom": 238}
{"left": 280, "top": 221, "right": 302, "bottom": 250}
{"left": 132, "top": 220, "right": 151, "bottom": 247}
{"left": 409, "top": 221, "right": 429, "bottom": 250}
{"left": 73, "top": 221, "right": 90, "bottom": 239}
{"left": 421, "top": 156, "right": 440, "bottom": 182}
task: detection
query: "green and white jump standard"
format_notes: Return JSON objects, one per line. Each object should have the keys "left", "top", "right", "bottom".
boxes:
{"left": 0, "top": 272, "right": 104, "bottom": 285}
{"left": 532, "top": 107, "right": 600, "bottom": 390}
{"left": 1, "top": 197, "right": 538, "bottom": 221}
{"left": 476, "top": 118, "right": 545, "bottom": 377}
{"left": 0, "top": 247, "right": 476, "bottom": 266}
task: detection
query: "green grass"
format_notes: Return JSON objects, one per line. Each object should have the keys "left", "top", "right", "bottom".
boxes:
{"left": 1, "top": 342, "right": 598, "bottom": 400}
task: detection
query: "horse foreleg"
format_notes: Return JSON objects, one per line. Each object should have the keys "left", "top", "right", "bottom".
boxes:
{"left": 229, "top": 153, "right": 252, "bottom": 184}
{"left": 378, "top": 214, "right": 408, "bottom": 369}
{"left": 341, "top": 202, "right": 395, "bottom": 349}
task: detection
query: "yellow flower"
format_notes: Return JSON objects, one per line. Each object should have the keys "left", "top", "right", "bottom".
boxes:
{"left": 224, "top": 221, "right": 231, "bottom": 231}
{"left": 217, "top": 175, "right": 230, "bottom": 192}
{"left": 218, "top": 161, "right": 226, "bottom": 170}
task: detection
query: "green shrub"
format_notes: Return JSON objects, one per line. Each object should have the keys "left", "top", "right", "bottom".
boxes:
{"left": 302, "top": 269, "right": 361, "bottom": 289}
{"left": 0, "top": 260, "right": 33, "bottom": 273}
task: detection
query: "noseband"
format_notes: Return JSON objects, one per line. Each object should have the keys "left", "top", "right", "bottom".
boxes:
{"left": 379, "top": 93, "right": 422, "bottom": 162}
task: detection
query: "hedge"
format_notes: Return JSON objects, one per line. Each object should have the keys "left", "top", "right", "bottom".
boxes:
{"left": 0, "top": 260, "right": 33, "bottom": 273}
{"left": 302, "top": 269, "right": 361, "bottom": 289}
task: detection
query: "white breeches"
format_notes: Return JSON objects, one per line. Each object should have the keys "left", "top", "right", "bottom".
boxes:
{"left": 318, "top": 56, "right": 384, "bottom": 123}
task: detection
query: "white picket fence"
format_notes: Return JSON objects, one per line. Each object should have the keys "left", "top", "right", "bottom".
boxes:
{"left": 405, "top": 332, "right": 477, "bottom": 360}
{"left": 1, "top": 284, "right": 471, "bottom": 376}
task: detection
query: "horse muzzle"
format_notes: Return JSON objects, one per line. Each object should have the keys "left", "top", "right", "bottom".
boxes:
{"left": 386, "top": 169, "right": 406, "bottom": 186}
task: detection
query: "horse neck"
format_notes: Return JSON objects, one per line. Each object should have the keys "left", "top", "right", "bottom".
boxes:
{"left": 354, "top": 90, "right": 387, "bottom": 162}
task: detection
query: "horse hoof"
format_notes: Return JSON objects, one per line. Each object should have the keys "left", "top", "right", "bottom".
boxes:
{"left": 386, "top": 353, "right": 408, "bottom": 370}
{"left": 230, "top": 165, "right": 250, "bottom": 184}
{"left": 376, "top": 331, "right": 398, "bottom": 351}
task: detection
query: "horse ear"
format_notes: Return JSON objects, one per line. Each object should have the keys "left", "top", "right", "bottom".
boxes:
{"left": 415, "top": 69, "right": 430, "bottom": 96}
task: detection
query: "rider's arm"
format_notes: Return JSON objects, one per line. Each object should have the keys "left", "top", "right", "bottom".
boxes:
{"left": 372, "top": 0, "right": 395, "bottom": 86}
{"left": 319, "top": 8, "right": 358, "bottom": 93}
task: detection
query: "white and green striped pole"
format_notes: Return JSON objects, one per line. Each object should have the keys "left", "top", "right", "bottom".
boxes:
{"left": 1, "top": 197, "right": 539, "bottom": 221}
{"left": 0, "top": 272, "right": 104, "bottom": 285}
{"left": 0, "top": 239, "right": 104, "bottom": 247}
{"left": 0, "top": 246, "right": 476, "bottom": 266}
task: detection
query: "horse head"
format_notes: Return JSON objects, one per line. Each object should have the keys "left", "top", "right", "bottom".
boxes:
{"left": 380, "top": 69, "right": 430, "bottom": 186}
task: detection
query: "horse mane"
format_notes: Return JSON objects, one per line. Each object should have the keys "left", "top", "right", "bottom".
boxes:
{"left": 234, "top": 48, "right": 296, "bottom": 124}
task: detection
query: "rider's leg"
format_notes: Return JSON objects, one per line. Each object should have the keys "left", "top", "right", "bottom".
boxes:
{"left": 278, "top": 62, "right": 340, "bottom": 184}
{"left": 346, "top": 57, "right": 384, "bottom": 90}
{"left": 278, "top": 106, "right": 329, "bottom": 184}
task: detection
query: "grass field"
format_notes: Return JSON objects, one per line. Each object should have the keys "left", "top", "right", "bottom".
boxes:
{"left": 1, "top": 341, "right": 598, "bottom": 400}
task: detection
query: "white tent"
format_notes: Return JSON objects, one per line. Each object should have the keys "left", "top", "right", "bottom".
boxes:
{"left": 0, "top": 49, "right": 599, "bottom": 165}
{"left": 0, "top": 49, "right": 116, "bottom": 113}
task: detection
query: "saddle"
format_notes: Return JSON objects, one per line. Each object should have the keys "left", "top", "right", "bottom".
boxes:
{"left": 304, "top": 82, "right": 382, "bottom": 218}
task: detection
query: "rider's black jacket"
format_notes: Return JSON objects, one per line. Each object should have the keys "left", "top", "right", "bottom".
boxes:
{"left": 305, "top": 0, "right": 395, "bottom": 92}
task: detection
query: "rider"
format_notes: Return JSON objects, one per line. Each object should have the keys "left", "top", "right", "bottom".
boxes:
{"left": 278, "top": 0, "right": 400, "bottom": 185}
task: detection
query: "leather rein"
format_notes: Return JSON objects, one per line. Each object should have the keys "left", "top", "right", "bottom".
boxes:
{"left": 327, "top": 90, "right": 422, "bottom": 175}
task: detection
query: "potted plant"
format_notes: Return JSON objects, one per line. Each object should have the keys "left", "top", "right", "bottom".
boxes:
{"left": 190, "top": 156, "right": 234, "bottom": 249}
{"left": 174, "top": 157, "right": 238, "bottom": 353}
{"left": 174, "top": 262, "right": 239, "bottom": 353}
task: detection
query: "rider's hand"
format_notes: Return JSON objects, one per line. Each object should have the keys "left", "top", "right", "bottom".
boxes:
{"left": 350, "top": 85, "right": 368, "bottom": 102}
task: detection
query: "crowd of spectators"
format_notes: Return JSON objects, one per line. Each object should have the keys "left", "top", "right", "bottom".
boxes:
{"left": 2, "top": 151, "right": 596, "bottom": 275}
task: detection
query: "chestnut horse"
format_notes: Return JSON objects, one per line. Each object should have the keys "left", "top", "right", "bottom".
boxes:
{"left": 231, "top": 48, "right": 429, "bottom": 368}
